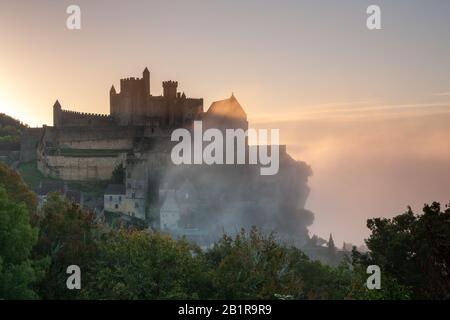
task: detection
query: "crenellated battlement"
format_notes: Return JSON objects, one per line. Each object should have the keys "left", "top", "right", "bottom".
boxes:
{"left": 59, "top": 108, "right": 111, "bottom": 118}
{"left": 162, "top": 80, "right": 178, "bottom": 86}
{"left": 118, "top": 77, "right": 146, "bottom": 96}
{"left": 53, "top": 103, "right": 113, "bottom": 127}
{"left": 162, "top": 80, "right": 178, "bottom": 99}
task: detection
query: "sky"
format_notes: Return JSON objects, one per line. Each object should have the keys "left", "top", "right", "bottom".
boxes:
{"left": 1, "top": 0, "right": 450, "bottom": 245}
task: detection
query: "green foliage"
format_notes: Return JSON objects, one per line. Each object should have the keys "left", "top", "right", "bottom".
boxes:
{"left": 0, "top": 113, "right": 25, "bottom": 150}
{"left": 82, "top": 230, "right": 205, "bottom": 299}
{"left": 0, "top": 135, "right": 19, "bottom": 143}
{"left": 4, "top": 160, "right": 448, "bottom": 300}
{"left": 0, "top": 114, "right": 25, "bottom": 137}
{"left": 0, "top": 163, "right": 37, "bottom": 215}
{"left": 204, "top": 228, "right": 303, "bottom": 299}
{"left": 347, "top": 250, "right": 411, "bottom": 300}
{"left": 359, "top": 202, "right": 450, "bottom": 299}
{"left": 0, "top": 187, "right": 45, "bottom": 299}
{"left": 291, "top": 254, "right": 353, "bottom": 300}
{"left": 0, "top": 113, "right": 26, "bottom": 130}
{"left": 33, "top": 193, "right": 99, "bottom": 299}
{"left": 203, "top": 227, "right": 354, "bottom": 300}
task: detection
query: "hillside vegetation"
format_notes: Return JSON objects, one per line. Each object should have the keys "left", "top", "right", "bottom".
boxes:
{"left": 0, "top": 113, "right": 26, "bottom": 146}
{"left": 1, "top": 161, "right": 449, "bottom": 299}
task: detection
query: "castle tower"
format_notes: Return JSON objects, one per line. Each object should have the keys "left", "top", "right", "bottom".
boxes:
{"left": 53, "top": 100, "right": 62, "bottom": 127}
{"left": 110, "top": 85, "right": 117, "bottom": 117}
{"left": 143, "top": 67, "right": 150, "bottom": 96}
{"left": 162, "top": 81, "right": 178, "bottom": 100}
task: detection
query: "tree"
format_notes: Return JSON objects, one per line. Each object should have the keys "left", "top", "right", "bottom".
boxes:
{"left": 327, "top": 234, "right": 336, "bottom": 252}
{"left": 0, "top": 113, "right": 26, "bottom": 146}
{"left": 347, "top": 248, "right": 411, "bottom": 300}
{"left": 0, "top": 163, "right": 37, "bottom": 216}
{"left": 0, "top": 187, "right": 45, "bottom": 299}
{"left": 287, "top": 249, "right": 352, "bottom": 299}
{"left": 361, "top": 202, "right": 450, "bottom": 299}
{"left": 324, "top": 233, "right": 338, "bottom": 265}
{"left": 204, "top": 227, "right": 305, "bottom": 299}
{"left": 204, "top": 227, "right": 354, "bottom": 300}
{"left": 82, "top": 230, "right": 205, "bottom": 299}
{"left": 32, "top": 193, "right": 99, "bottom": 299}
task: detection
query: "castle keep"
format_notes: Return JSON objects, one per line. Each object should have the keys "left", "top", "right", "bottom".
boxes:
{"left": 53, "top": 68, "right": 204, "bottom": 128}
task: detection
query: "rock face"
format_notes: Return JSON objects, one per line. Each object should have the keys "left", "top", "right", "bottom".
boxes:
{"left": 26, "top": 67, "right": 314, "bottom": 245}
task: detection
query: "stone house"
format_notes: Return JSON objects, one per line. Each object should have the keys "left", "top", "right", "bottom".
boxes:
{"left": 103, "top": 184, "right": 126, "bottom": 213}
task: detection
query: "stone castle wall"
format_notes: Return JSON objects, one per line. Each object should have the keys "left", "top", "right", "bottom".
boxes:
{"left": 54, "top": 107, "right": 113, "bottom": 127}
{"left": 53, "top": 126, "right": 141, "bottom": 150}
{"left": 20, "top": 128, "right": 44, "bottom": 162}
{"left": 38, "top": 153, "right": 126, "bottom": 181}
{"left": 36, "top": 125, "right": 141, "bottom": 181}
{"left": 64, "top": 139, "right": 132, "bottom": 150}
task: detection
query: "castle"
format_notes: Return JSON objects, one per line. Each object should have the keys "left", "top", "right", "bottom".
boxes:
{"left": 53, "top": 68, "right": 206, "bottom": 129}
{"left": 26, "top": 68, "right": 312, "bottom": 245}
{"left": 37, "top": 68, "right": 248, "bottom": 182}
